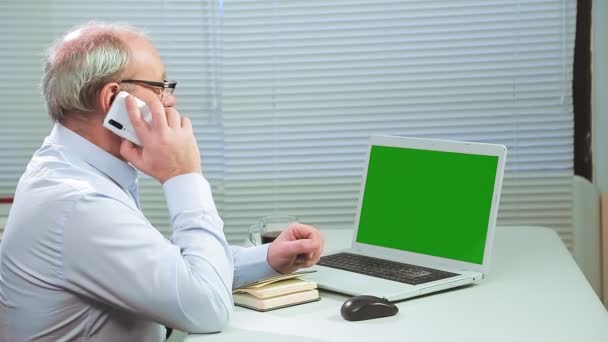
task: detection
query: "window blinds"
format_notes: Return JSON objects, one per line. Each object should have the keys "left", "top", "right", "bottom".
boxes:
{"left": 219, "top": 0, "right": 576, "bottom": 245}
{"left": 0, "top": 0, "right": 576, "bottom": 247}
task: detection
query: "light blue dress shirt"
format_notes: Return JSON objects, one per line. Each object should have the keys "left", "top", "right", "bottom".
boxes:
{"left": 0, "top": 124, "right": 277, "bottom": 341}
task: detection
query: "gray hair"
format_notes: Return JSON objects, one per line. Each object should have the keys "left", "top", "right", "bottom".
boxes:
{"left": 41, "top": 22, "right": 146, "bottom": 122}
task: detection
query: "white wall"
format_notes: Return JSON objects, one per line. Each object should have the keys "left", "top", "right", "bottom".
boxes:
{"left": 591, "top": 0, "right": 608, "bottom": 305}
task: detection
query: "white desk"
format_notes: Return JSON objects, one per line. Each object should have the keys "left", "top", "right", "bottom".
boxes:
{"left": 186, "top": 226, "right": 608, "bottom": 342}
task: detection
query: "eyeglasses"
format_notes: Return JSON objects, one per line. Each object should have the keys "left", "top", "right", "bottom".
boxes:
{"left": 120, "top": 79, "right": 177, "bottom": 99}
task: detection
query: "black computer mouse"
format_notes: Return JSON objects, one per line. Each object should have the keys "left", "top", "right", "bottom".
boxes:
{"left": 340, "top": 295, "right": 399, "bottom": 321}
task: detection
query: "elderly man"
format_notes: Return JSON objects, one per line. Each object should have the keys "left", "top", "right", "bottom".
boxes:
{"left": 0, "top": 23, "right": 323, "bottom": 341}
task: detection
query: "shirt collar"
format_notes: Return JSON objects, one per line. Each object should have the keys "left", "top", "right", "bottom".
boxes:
{"left": 48, "top": 123, "right": 138, "bottom": 191}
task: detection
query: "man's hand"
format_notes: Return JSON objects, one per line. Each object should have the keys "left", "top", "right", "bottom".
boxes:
{"left": 267, "top": 223, "right": 324, "bottom": 274}
{"left": 162, "top": 94, "right": 176, "bottom": 108}
{"left": 120, "top": 96, "right": 202, "bottom": 183}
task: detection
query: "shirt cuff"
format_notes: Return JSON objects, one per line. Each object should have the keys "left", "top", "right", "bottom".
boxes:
{"left": 162, "top": 173, "right": 218, "bottom": 218}
{"left": 232, "top": 244, "right": 279, "bottom": 288}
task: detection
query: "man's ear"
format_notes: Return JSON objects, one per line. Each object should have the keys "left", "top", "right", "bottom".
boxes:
{"left": 98, "top": 82, "right": 120, "bottom": 113}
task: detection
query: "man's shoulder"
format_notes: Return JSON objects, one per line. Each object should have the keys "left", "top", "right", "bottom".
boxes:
{"left": 20, "top": 152, "right": 129, "bottom": 203}
{"left": 10, "top": 163, "right": 136, "bottom": 234}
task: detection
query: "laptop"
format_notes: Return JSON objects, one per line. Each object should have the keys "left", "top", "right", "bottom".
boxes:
{"left": 304, "top": 135, "right": 507, "bottom": 301}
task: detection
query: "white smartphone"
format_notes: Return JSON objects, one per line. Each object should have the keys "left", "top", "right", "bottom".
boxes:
{"left": 102, "top": 91, "right": 152, "bottom": 146}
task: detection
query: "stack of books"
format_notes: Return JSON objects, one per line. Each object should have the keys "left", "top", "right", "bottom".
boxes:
{"left": 233, "top": 270, "right": 320, "bottom": 311}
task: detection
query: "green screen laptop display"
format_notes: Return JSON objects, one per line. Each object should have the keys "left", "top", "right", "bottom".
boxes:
{"left": 356, "top": 145, "right": 499, "bottom": 265}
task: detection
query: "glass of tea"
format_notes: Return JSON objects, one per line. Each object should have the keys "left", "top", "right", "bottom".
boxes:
{"left": 248, "top": 215, "right": 298, "bottom": 245}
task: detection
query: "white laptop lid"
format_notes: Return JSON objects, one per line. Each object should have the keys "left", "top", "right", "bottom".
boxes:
{"left": 350, "top": 135, "right": 507, "bottom": 274}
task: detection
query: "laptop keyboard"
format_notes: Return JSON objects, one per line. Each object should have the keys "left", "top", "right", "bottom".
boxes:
{"left": 317, "top": 252, "right": 458, "bottom": 285}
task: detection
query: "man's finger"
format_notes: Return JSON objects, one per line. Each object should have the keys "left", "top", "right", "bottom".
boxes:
{"left": 181, "top": 115, "right": 193, "bottom": 131}
{"left": 311, "top": 248, "right": 322, "bottom": 263}
{"left": 284, "top": 239, "right": 319, "bottom": 256}
{"left": 162, "top": 94, "right": 177, "bottom": 108}
{"left": 295, "top": 252, "right": 315, "bottom": 264}
{"left": 165, "top": 107, "right": 180, "bottom": 128}
{"left": 301, "top": 255, "right": 318, "bottom": 268}
{"left": 288, "top": 223, "right": 320, "bottom": 240}
{"left": 120, "top": 139, "right": 142, "bottom": 168}
{"left": 146, "top": 97, "right": 168, "bottom": 129}
{"left": 311, "top": 234, "right": 324, "bottom": 262}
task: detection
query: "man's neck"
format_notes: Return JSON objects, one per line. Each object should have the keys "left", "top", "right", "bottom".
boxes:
{"left": 61, "top": 114, "right": 123, "bottom": 159}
